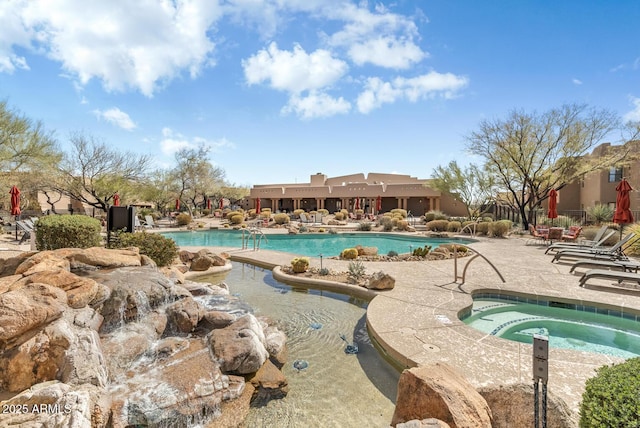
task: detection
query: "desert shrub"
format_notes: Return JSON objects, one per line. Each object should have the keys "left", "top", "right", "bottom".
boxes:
{"left": 396, "top": 220, "right": 409, "bottom": 231}
{"left": 226, "top": 211, "right": 240, "bottom": 220}
{"left": 412, "top": 246, "right": 431, "bottom": 257}
{"left": 587, "top": 204, "right": 614, "bottom": 225}
{"left": 35, "top": 215, "right": 102, "bottom": 250}
{"left": 274, "top": 213, "right": 290, "bottom": 224}
{"left": 489, "top": 220, "right": 512, "bottom": 237}
{"left": 317, "top": 228, "right": 325, "bottom": 233}
{"left": 340, "top": 209, "right": 349, "bottom": 217}
{"left": 387, "top": 250, "right": 398, "bottom": 257}
{"left": 334, "top": 212, "right": 345, "bottom": 221}
{"left": 347, "top": 260, "right": 366, "bottom": 283}
{"left": 358, "top": 222, "right": 372, "bottom": 231}
{"left": 355, "top": 209, "right": 364, "bottom": 216}
{"left": 111, "top": 231, "right": 178, "bottom": 267}
{"left": 176, "top": 213, "right": 192, "bottom": 226}
{"left": 293, "top": 209, "right": 304, "bottom": 218}
{"left": 475, "top": 221, "right": 490, "bottom": 235}
{"left": 426, "top": 220, "right": 449, "bottom": 232}
{"left": 379, "top": 217, "right": 394, "bottom": 231}
{"left": 460, "top": 221, "right": 478, "bottom": 234}
{"left": 341, "top": 248, "right": 358, "bottom": 260}
{"left": 424, "top": 210, "right": 448, "bottom": 222}
{"left": 202, "top": 209, "right": 210, "bottom": 216}
{"left": 439, "top": 243, "right": 468, "bottom": 253}
{"left": 390, "top": 208, "right": 407, "bottom": 218}
{"left": 299, "top": 226, "right": 308, "bottom": 233}
{"left": 328, "top": 228, "right": 337, "bottom": 234}
{"left": 447, "top": 221, "right": 462, "bottom": 232}
{"left": 317, "top": 209, "right": 329, "bottom": 216}
{"left": 290, "top": 257, "right": 310, "bottom": 273}
{"left": 391, "top": 217, "right": 399, "bottom": 228}
{"left": 319, "top": 267, "right": 330, "bottom": 276}
{"left": 229, "top": 214, "right": 244, "bottom": 225}
{"left": 579, "top": 357, "right": 640, "bottom": 427}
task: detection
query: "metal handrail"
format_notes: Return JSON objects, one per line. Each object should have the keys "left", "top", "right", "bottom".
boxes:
{"left": 452, "top": 243, "right": 505, "bottom": 284}
{"left": 459, "top": 222, "right": 478, "bottom": 237}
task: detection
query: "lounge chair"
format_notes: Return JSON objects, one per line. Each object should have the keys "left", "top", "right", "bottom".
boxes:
{"left": 134, "top": 217, "right": 151, "bottom": 231}
{"left": 144, "top": 215, "right": 160, "bottom": 228}
{"left": 527, "top": 224, "right": 549, "bottom": 245}
{"left": 579, "top": 269, "right": 640, "bottom": 288}
{"left": 551, "top": 233, "right": 636, "bottom": 263}
{"left": 545, "top": 228, "right": 615, "bottom": 254}
{"left": 569, "top": 259, "right": 640, "bottom": 274}
{"left": 299, "top": 213, "right": 312, "bottom": 224}
{"left": 561, "top": 226, "right": 582, "bottom": 242}
{"left": 16, "top": 220, "right": 33, "bottom": 244}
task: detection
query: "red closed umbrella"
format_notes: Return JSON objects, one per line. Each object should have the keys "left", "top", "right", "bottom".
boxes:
{"left": 547, "top": 189, "right": 558, "bottom": 224}
{"left": 113, "top": 192, "right": 120, "bottom": 206}
{"left": 613, "top": 178, "right": 634, "bottom": 238}
{"left": 255, "top": 197, "right": 261, "bottom": 213}
{"left": 175, "top": 198, "right": 180, "bottom": 211}
{"left": 354, "top": 197, "right": 360, "bottom": 210}
{"left": 9, "top": 185, "right": 20, "bottom": 216}
{"left": 376, "top": 195, "right": 382, "bottom": 213}
{"left": 219, "top": 198, "right": 224, "bottom": 210}
{"left": 207, "top": 198, "right": 211, "bottom": 210}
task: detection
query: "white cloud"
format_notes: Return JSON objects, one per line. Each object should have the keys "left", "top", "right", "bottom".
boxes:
{"left": 93, "top": 107, "right": 136, "bottom": 131}
{"left": 0, "top": 1, "right": 32, "bottom": 73}
{"left": 4, "top": 0, "right": 223, "bottom": 96}
{"left": 572, "top": 78, "right": 583, "bottom": 85}
{"left": 348, "top": 36, "right": 426, "bottom": 69}
{"left": 322, "top": 2, "right": 426, "bottom": 69}
{"left": 160, "top": 128, "right": 235, "bottom": 156}
{"left": 243, "top": 42, "right": 348, "bottom": 93}
{"left": 357, "top": 71, "right": 469, "bottom": 114}
{"left": 623, "top": 96, "right": 640, "bottom": 123}
{"left": 282, "top": 91, "right": 351, "bottom": 119}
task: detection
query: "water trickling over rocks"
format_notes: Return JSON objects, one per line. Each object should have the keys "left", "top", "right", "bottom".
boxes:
{"left": 0, "top": 247, "right": 288, "bottom": 427}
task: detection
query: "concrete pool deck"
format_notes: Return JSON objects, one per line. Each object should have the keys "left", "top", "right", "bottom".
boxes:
{"left": 181, "top": 227, "right": 640, "bottom": 417}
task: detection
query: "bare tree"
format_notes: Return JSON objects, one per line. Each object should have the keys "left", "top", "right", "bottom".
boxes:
{"left": 56, "top": 133, "right": 152, "bottom": 212}
{"left": 467, "top": 103, "right": 634, "bottom": 229}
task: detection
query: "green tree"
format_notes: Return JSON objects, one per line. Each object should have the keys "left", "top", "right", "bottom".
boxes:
{"left": 431, "top": 161, "right": 497, "bottom": 219}
{"left": 0, "top": 100, "right": 62, "bottom": 210}
{"left": 139, "top": 169, "right": 175, "bottom": 215}
{"left": 56, "top": 133, "right": 152, "bottom": 212}
{"left": 466, "top": 103, "right": 633, "bottom": 229}
{"left": 171, "top": 145, "right": 226, "bottom": 214}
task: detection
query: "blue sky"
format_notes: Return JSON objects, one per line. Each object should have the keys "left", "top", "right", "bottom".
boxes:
{"left": 1, "top": 0, "right": 639, "bottom": 187}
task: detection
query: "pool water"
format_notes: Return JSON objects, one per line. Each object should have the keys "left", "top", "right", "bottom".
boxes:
{"left": 163, "top": 230, "right": 472, "bottom": 257}
{"left": 463, "top": 299, "right": 640, "bottom": 359}
{"left": 197, "top": 263, "right": 400, "bottom": 427}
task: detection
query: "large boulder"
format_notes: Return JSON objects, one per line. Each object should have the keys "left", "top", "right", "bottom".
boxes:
{"left": 109, "top": 339, "right": 245, "bottom": 427}
{"left": 0, "top": 283, "right": 67, "bottom": 350}
{"left": 366, "top": 271, "right": 396, "bottom": 290}
{"left": 0, "top": 381, "right": 111, "bottom": 428}
{"left": 14, "top": 251, "right": 71, "bottom": 276}
{"left": 165, "top": 296, "right": 204, "bottom": 333}
{"left": 263, "top": 325, "right": 287, "bottom": 368}
{"left": 14, "top": 269, "right": 108, "bottom": 309}
{"left": 54, "top": 247, "right": 143, "bottom": 268}
{"left": 391, "top": 363, "right": 493, "bottom": 428}
{"left": 247, "top": 359, "right": 289, "bottom": 405}
{"left": 208, "top": 314, "right": 269, "bottom": 374}
{"left": 0, "top": 314, "right": 108, "bottom": 392}
{"left": 478, "top": 383, "right": 576, "bottom": 428}
{"left": 89, "top": 267, "right": 175, "bottom": 332}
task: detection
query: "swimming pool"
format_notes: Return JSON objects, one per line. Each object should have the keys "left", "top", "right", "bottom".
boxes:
{"left": 462, "top": 297, "right": 640, "bottom": 358}
{"left": 163, "top": 230, "right": 473, "bottom": 257}
{"left": 195, "top": 262, "right": 399, "bottom": 426}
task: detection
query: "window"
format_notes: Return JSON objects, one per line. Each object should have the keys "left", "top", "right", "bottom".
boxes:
{"left": 608, "top": 167, "right": 623, "bottom": 182}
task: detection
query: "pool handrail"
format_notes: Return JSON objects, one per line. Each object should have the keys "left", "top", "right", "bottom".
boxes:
{"left": 452, "top": 243, "right": 505, "bottom": 284}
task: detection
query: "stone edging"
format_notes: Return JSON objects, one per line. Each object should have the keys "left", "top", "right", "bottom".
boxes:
{"left": 272, "top": 266, "right": 378, "bottom": 301}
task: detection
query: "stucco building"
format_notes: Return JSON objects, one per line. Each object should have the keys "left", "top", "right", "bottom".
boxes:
{"left": 553, "top": 141, "right": 640, "bottom": 215}
{"left": 246, "top": 172, "right": 467, "bottom": 217}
